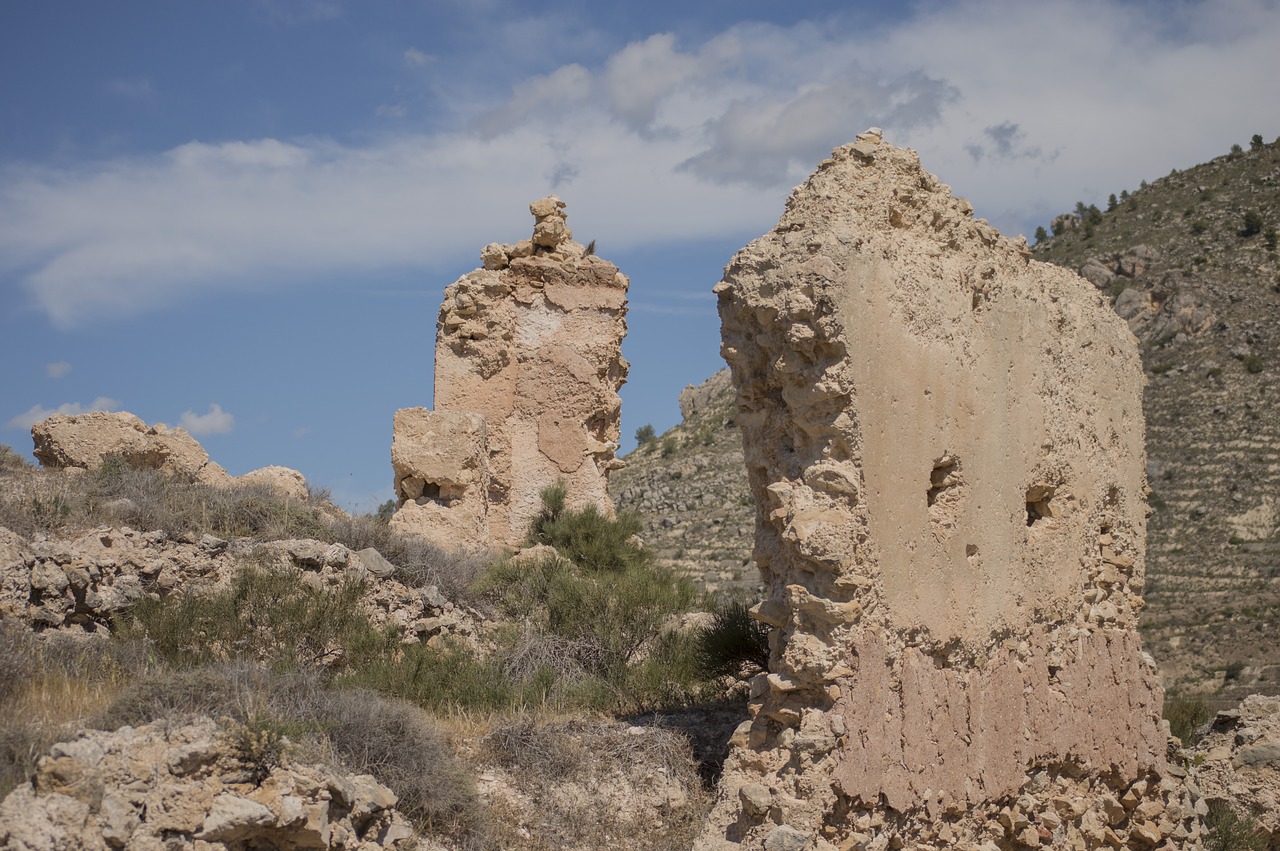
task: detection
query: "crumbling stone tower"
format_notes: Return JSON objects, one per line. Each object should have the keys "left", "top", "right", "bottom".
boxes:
{"left": 390, "top": 197, "right": 630, "bottom": 549}
{"left": 698, "top": 132, "right": 1201, "bottom": 849}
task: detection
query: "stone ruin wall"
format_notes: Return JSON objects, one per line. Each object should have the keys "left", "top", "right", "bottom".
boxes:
{"left": 698, "top": 132, "right": 1204, "bottom": 850}
{"left": 390, "top": 197, "right": 629, "bottom": 550}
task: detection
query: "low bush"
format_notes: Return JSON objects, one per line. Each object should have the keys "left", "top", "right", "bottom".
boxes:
{"left": 526, "top": 481, "right": 648, "bottom": 573}
{"left": 696, "top": 600, "right": 770, "bottom": 681}
{"left": 114, "top": 565, "right": 395, "bottom": 670}
{"left": 1205, "top": 800, "right": 1267, "bottom": 851}
{"left": 97, "top": 662, "right": 485, "bottom": 843}
{"left": 1163, "top": 692, "right": 1211, "bottom": 745}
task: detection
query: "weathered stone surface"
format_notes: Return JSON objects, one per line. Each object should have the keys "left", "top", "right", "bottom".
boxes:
{"left": 389, "top": 408, "right": 490, "bottom": 549}
{"left": 0, "top": 524, "right": 486, "bottom": 646}
{"left": 1191, "top": 694, "right": 1280, "bottom": 843}
{"left": 0, "top": 716, "right": 420, "bottom": 850}
{"left": 392, "top": 196, "right": 629, "bottom": 548}
{"left": 697, "top": 131, "right": 1187, "bottom": 849}
{"left": 237, "top": 465, "right": 310, "bottom": 501}
{"left": 29, "top": 411, "right": 311, "bottom": 498}
{"left": 32, "top": 411, "right": 232, "bottom": 484}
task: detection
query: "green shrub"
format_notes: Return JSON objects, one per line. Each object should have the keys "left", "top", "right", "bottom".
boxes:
{"left": 1163, "top": 692, "right": 1210, "bottom": 745}
{"left": 696, "top": 600, "right": 770, "bottom": 681}
{"left": 474, "top": 485, "right": 702, "bottom": 709}
{"left": 340, "top": 639, "right": 529, "bottom": 712}
{"left": 479, "top": 550, "right": 695, "bottom": 679}
{"left": 526, "top": 482, "right": 648, "bottom": 574}
{"left": 1251, "top": 133, "right": 1265, "bottom": 150}
{"left": 1241, "top": 210, "right": 1264, "bottom": 238}
{"left": 374, "top": 498, "right": 396, "bottom": 522}
{"left": 115, "top": 565, "right": 394, "bottom": 670}
{"left": 1034, "top": 225, "right": 1048, "bottom": 243}
{"left": 1243, "top": 354, "right": 1264, "bottom": 374}
{"left": 635, "top": 424, "right": 657, "bottom": 445}
{"left": 1205, "top": 800, "right": 1266, "bottom": 851}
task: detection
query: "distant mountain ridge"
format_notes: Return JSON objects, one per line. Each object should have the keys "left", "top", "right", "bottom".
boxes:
{"left": 612, "top": 136, "right": 1280, "bottom": 703}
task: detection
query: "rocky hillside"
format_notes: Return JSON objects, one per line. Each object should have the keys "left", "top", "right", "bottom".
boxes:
{"left": 1033, "top": 136, "right": 1280, "bottom": 704}
{"left": 609, "top": 371, "right": 756, "bottom": 596}
{"left": 615, "top": 136, "right": 1280, "bottom": 704}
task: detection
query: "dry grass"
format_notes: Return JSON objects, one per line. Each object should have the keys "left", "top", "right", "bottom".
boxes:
{"left": 478, "top": 716, "right": 710, "bottom": 851}
{"left": 0, "top": 626, "right": 152, "bottom": 798}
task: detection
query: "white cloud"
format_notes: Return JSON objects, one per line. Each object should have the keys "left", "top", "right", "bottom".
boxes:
{"left": 403, "top": 47, "right": 433, "bottom": 67}
{"left": 105, "top": 77, "right": 155, "bottom": 100}
{"left": 7, "top": 397, "right": 122, "bottom": 430}
{"left": 3, "top": 0, "right": 1279, "bottom": 327}
{"left": 179, "top": 404, "right": 235, "bottom": 436}
{"left": 45, "top": 361, "right": 71, "bottom": 379}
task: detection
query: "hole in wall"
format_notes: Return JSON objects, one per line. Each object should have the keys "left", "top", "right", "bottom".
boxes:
{"left": 927, "top": 454, "right": 966, "bottom": 541}
{"left": 1026, "top": 484, "right": 1056, "bottom": 527}
{"left": 927, "top": 456, "right": 960, "bottom": 507}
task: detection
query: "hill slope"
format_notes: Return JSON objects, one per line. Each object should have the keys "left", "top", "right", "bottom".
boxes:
{"left": 613, "top": 137, "right": 1280, "bottom": 703}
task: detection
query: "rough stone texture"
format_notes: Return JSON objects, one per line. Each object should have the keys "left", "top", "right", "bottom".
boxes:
{"left": 32, "top": 412, "right": 233, "bottom": 486}
{"left": 392, "top": 196, "right": 630, "bottom": 549}
{"left": 0, "top": 524, "right": 487, "bottom": 647}
{"left": 1192, "top": 694, "right": 1280, "bottom": 844}
{"left": 237, "top": 465, "right": 310, "bottom": 502}
{"left": 698, "top": 131, "right": 1190, "bottom": 849}
{"left": 0, "top": 716, "right": 421, "bottom": 850}
{"left": 30, "top": 411, "right": 310, "bottom": 498}
{"left": 389, "top": 409, "right": 490, "bottom": 549}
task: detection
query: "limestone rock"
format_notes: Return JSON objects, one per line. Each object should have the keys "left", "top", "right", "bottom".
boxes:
{"left": 237, "top": 465, "right": 310, "bottom": 501}
{"left": 1191, "top": 694, "right": 1280, "bottom": 843}
{"left": 0, "top": 524, "right": 485, "bottom": 646}
{"left": 0, "top": 716, "right": 418, "bottom": 850}
{"left": 697, "top": 132, "right": 1186, "bottom": 849}
{"left": 29, "top": 411, "right": 315, "bottom": 500}
{"left": 32, "top": 411, "right": 232, "bottom": 484}
{"left": 679, "top": 369, "right": 734, "bottom": 420}
{"left": 389, "top": 409, "right": 490, "bottom": 549}
{"left": 392, "top": 197, "right": 629, "bottom": 548}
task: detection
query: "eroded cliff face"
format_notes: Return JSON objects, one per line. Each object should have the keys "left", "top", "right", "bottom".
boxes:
{"left": 391, "top": 197, "right": 629, "bottom": 550}
{"left": 698, "top": 131, "right": 1200, "bottom": 850}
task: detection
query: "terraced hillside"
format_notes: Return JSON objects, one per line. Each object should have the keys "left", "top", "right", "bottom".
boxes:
{"left": 1033, "top": 136, "right": 1280, "bottom": 703}
{"left": 614, "top": 136, "right": 1280, "bottom": 704}
{"left": 609, "top": 371, "right": 756, "bottom": 596}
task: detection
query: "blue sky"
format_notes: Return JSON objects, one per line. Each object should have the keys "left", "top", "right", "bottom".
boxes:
{"left": 2, "top": 0, "right": 1278, "bottom": 511}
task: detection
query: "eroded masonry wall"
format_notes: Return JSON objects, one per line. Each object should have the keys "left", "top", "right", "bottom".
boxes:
{"left": 697, "top": 132, "right": 1195, "bottom": 850}
{"left": 391, "top": 197, "right": 630, "bottom": 550}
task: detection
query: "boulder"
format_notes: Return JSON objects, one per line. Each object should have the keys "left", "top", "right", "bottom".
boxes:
{"left": 237, "top": 465, "right": 309, "bottom": 501}
{"left": 0, "top": 716, "right": 419, "bottom": 850}
{"left": 31, "top": 412, "right": 232, "bottom": 484}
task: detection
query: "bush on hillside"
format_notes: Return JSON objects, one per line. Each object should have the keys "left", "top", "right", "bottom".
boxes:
{"left": 1163, "top": 692, "right": 1210, "bottom": 745}
{"left": 98, "top": 663, "right": 485, "bottom": 842}
{"left": 696, "top": 600, "right": 770, "bottom": 681}
{"left": 1240, "top": 210, "right": 1265, "bottom": 238}
{"left": 526, "top": 481, "right": 648, "bottom": 573}
{"left": 1205, "top": 800, "right": 1267, "bottom": 851}
{"left": 114, "top": 565, "right": 394, "bottom": 670}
